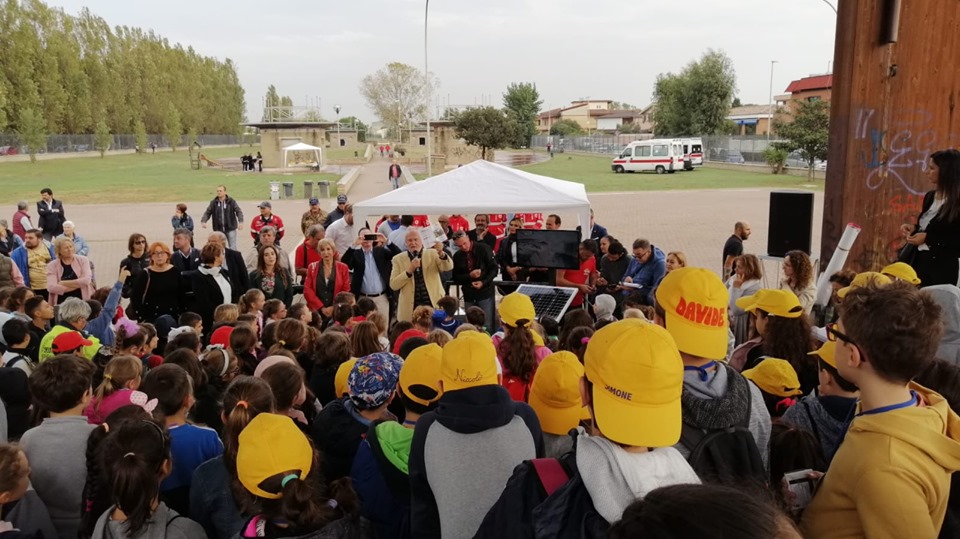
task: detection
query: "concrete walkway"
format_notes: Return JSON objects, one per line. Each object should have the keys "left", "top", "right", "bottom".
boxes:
{"left": 346, "top": 153, "right": 395, "bottom": 201}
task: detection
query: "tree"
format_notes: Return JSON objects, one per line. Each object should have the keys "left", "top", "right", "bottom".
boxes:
{"left": 359, "top": 62, "right": 439, "bottom": 138}
{"left": 164, "top": 104, "right": 182, "bottom": 151}
{"left": 454, "top": 107, "right": 521, "bottom": 161}
{"left": 549, "top": 118, "right": 584, "bottom": 136}
{"left": 17, "top": 107, "right": 46, "bottom": 163}
{"left": 134, "top": 119, "right": 148, "bottom": 154}
{"left": 339, "top": 116, "right": 368, "bottom": 142}
{"left": 502, "top": 82, "right": 542, "bottom": 148}
{"left": 775, "top": 99, "right": 830, "bottom": 180}
{"left": 762, "top": 145, "right": 789, "bottom": 174}
{"left": 731, "top": 97, "right": 743, "bottom": 108}
{"left": 652, "top": 49, "right": 737, "bottom": 137}
{"left": 187, "top": 127, "right": 198, "bottom": 149}
{"left": 610, "top": 101, "right": 638, "bottom": 110}
{"left": 94, "top": 118, "right": 111, "bottom": 157}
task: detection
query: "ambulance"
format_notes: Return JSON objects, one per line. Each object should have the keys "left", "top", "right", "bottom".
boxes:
{"left": 611, "top": 139, "right": 686, "bottom": 174}
{"left": 679, "top": 137, "right": 704, "bottom": 167}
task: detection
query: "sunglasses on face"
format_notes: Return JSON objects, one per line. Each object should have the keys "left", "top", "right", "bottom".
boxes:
{"left": 134, "top": 240, "right": 146, "bottom": 245}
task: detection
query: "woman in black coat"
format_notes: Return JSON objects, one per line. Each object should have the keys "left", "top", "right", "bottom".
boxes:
{"left": 183, "top": 243, "right": 233, "bottom": 336}
{"left": 901, "top": 149, "right": 960, "bottom": 287}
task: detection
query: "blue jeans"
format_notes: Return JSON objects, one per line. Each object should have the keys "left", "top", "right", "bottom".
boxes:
{"left": 464, "top": 295, "right": 496, "bottom": 334}
{"left": 225, "top": 229, "right": 238, "bottom": 251}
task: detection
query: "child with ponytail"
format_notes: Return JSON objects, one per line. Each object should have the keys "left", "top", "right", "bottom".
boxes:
{"left": 493, "top": 293, "right": 552, "bottom": 402}
{"left": 80, "top": 405, "right": 153, "bottom": 539}
{"left": 113, "top": 318, "right": 147, "bottom": 357}
{"left": 238, "top": 290, "right": 266, "bottom": 334}
{"left": 191, "top": 376, "right": 275, "bottom": 539}
{"left": 83, "top": 356, "right": 152, "bottom": 425}
{"left": 193, "top": 345, "right": 240, "bottom": 434}
{"left": 91, "top": 419, "right": 205, "bottom": 538}
{"left": 234, "top": 413, "right": 365, "bottom": 538}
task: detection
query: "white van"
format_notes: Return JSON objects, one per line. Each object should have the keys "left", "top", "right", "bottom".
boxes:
{"left": 611, "top": 139, "right": 685, "bottom": 174}
{"left": 678, "top": 137, "right": 704, "bottom": 167}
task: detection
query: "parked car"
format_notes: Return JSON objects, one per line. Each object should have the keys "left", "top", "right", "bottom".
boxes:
{"left": 726, "top": 151, "right": 745, "bottom": 164}
{"left": 75, "top": 144, "right": 90, "bottom": 152}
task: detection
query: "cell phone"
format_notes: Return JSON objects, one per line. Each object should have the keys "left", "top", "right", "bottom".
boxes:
{"left": 363, "top": 234, "right": 377, "bottom": 241}
{"left": 783, "top": 469, "right": 818, "bottom": 511}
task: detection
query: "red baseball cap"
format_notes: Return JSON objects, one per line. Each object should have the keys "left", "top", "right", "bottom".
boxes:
{"left": 52, "top": 331, "right": 93, "bottom": 354}
{"left": 209, "top": 325, "right": 235, "bottom": 348}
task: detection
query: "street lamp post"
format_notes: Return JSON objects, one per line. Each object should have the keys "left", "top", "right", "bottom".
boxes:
{"left": 425, "top": 0, "right": 432, "bottom": 177}
{"left": 335, "top": 104, "right": 341, "bottom": 174}
{"left": 767, "top": 60, "right": 778, "bottom": 140}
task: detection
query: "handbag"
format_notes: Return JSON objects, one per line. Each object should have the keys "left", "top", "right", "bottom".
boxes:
{"left": 897, "top": 242, "right": 918, "bottom": 265}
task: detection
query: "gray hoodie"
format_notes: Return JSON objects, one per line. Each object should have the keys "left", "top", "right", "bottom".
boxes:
{"left": 675, "top": 366, "right": 772, "bottom": 469}
{"left": 92, "top": 502, "right": 206, "bottom": 539}
{"left": 576, "top": 434, "right": 700, "bottom": 523}
{"left": 927, "top": 285, "right": 960, "bottom": 364}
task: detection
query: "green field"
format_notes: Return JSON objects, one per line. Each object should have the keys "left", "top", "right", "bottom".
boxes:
{"left": 0, "top": 147, "right": 341, "bottom": 204}
{"left": 519, "top": 153, "right": 823, "bottom": 192}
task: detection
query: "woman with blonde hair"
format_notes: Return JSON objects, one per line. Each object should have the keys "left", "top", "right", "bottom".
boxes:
{"left": 46, "top": 235, "right": 95, "bottom": 306}
{"left": 727, "top": 253, "right": 764, "bottom": 346}
{"left": 303, "top": 238, "right": 350, "bottom": 319}
{"left": 665, "top": 251, "right": 687, "bottom": 272}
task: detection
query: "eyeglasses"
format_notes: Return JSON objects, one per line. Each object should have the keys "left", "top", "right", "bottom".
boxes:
{"left": 151, "top": 251, "right": 168, "bottom": 256}
{"left": 134, "top": 240, "right": 146, "bottom": 245}
{"left": 825, "top": 323, "right": 856, "bottom": 346}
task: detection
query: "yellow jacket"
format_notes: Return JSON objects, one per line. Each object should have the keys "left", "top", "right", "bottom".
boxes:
{"left": 389, "top": 248, "right": 453, "bottom": 322}
{"left": 803, "top": 383, "right": 960, "bottom": 538}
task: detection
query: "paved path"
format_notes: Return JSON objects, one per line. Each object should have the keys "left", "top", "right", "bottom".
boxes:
{"left": 347, "top": 153, "right": 395, "bottom": 201}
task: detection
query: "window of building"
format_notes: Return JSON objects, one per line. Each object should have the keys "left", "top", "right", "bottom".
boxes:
{"left": 419, "top": 137, "right": 426, "bottom": 146}
{"left": 652, "top": 144, "right": 668, "bottom": 157}
{"left": 807, "top": 96, "right": 821, "bottom": 102}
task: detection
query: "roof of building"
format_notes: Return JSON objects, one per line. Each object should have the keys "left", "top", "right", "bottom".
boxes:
{"left": 243, "top": 121, "right": 340, "bottom": 129}
{"left": 596, "top": 109, "right": 644, "bottom": 119}
{"left": 538, "top": 108, "right": 562, "bottom": 119}
{"left": 726, "top": 105, "right": 775, "bottom": 118}
{"left": 785, "top": 74, "right": 833, "bottom": 93}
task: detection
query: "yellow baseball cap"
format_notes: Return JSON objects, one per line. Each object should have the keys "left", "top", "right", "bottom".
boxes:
{"left": 441, "top": 331, "right": 498, "bottom": 391}
{"left": 654, "top": 267, "right": 729, "bottom": 360}
{"left": 528, "top": 351, "right": 584, "bottom": 436}
{"left": 735, "top": 289, "right": 804, "bottom": 318}
{"left": 237, "top": 413, "right": 313, "bottom": 499}
{"left": 499, "top": 293, "right": 536, "bottom": 328}
{"left": 400, "top": 343, "right": 443, "bottom": 407}
{"left": 881, "top": 262, "right": 921, "bottom": 285}
{"left": 837, "top": 272, "right": 892, "bottom": 299}
{"left": 808, "top": 340, "right": 837, "bottom": 369}
{"left": 334, "top": 358, "right": 358, "bottom": 399}
{"left": 584, "top": 319, "right": 684, "bottom": 447}
{"left": 742, "top": 358, "right": 802, "bottom": 397}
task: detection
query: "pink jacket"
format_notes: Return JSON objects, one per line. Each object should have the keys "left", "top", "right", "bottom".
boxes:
{"left": 46, "top": 254, "right": 95, "bottom": 306}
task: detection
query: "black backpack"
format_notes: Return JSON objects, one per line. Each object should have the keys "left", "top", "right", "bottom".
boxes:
{"left": 679, "top": 379, "right": 766, "bottom": 485}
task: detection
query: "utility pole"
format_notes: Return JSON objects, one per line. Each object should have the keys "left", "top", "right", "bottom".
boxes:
{"left": 425, "top": 0, "right": 432, "bottom": 177}
{"left": 767, "top": 60, "right": 778, "bottom": 139}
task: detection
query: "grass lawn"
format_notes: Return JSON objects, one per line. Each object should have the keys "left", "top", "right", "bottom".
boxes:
{"left": 324, "top": 145, "right": 371, "bottom": 160}
{"left": 0, "top": 146, "right": 341, "bottom": 204}
{"left": 519, "top": 153, "right": 823, "bottom": 192}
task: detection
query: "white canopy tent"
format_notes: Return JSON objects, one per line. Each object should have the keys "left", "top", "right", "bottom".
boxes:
{"left": 352, "top": 159, "right": 591, "bottom": 231}
{"left": 281, "top": 142, "right": 323, "bottom": 172}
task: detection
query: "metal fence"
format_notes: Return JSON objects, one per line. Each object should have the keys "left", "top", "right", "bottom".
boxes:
{"left": 530, "top": 134, "right": 796, "bottom": 166}
{"left": 0, "top": 133, "right": 258, "bottom": 155}
{"left": 530, "top": 134, "right": 653, "bottom": 154}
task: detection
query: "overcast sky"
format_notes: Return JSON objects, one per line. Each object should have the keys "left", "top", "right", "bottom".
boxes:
{"left": 49, "top": 0, "right": 838, "bottom": 124}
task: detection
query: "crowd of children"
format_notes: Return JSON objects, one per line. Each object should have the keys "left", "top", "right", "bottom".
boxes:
{"left": 0, "top": 244, "right": 959, "bottom": 539}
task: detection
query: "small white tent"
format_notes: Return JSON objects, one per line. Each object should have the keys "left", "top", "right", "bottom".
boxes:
{"left": 352, "top": 159, "right": 591, "bottom": 229}
{"left": 281, "top": 142, "right": 323, "bottom": 172}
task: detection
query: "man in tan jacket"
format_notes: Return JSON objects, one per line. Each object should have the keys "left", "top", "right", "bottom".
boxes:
{"left": 390, "top": 228, "right": 453, "bottom": 322}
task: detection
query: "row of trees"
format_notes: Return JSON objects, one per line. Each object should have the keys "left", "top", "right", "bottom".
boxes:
{"left": 0, "top": 0, "right": 246, "bottom": 144}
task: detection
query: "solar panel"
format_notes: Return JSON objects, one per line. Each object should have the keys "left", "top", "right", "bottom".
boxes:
{"left": 514, "top": 284, "right": 579, "bottom": 322}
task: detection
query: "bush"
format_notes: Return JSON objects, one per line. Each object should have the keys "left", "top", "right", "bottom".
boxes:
{"left": 762, "top": 146, "right": 789, "bottom": 174}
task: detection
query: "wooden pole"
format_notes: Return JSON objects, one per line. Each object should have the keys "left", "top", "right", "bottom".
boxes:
{"left": 821, "top": 0, "right": 960, "bottom": 270}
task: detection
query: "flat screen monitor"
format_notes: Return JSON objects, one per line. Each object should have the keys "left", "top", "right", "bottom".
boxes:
{"left": 516, "top": 229, "right": 581, "bottom": 270}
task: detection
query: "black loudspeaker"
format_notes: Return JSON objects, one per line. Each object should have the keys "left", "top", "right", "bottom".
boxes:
{"left": 767, "top": 191, "right": 814, "bottom": 257}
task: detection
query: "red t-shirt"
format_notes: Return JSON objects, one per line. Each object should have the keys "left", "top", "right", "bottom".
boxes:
{"left": 413, "top": 215, "right": 431, "bottom": 228}
{"left": 294, "top": 242, "right": 321, "bottom": 274}
{"left": 562, "top": 257, "right": 597, "bottom": 307}
{"left": 449, "top": 215, "right": 470, "bottom": 233}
